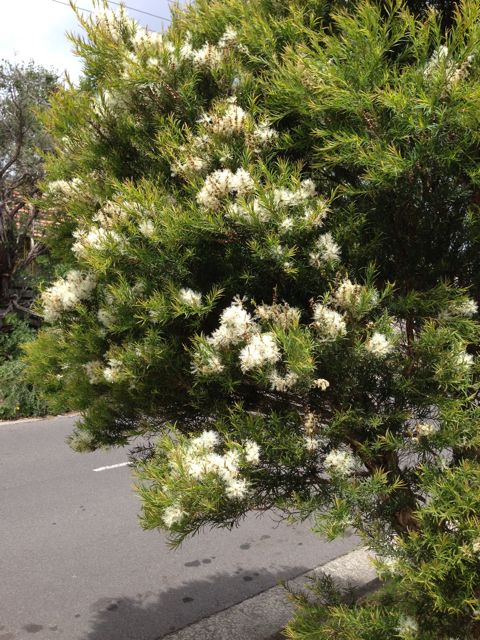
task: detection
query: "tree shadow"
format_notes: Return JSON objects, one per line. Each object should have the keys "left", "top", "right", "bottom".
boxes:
{"left": 81, "top": 564, "right": 307, "bottom": 640}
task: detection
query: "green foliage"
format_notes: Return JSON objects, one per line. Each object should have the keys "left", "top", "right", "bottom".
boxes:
{"left": 25, "top": 0, "right": 480, "bottom": 636}
{"left": 0, "top": 315, "right": 47, "bottom": 419}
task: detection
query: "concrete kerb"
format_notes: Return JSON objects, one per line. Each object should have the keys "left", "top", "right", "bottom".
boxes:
{"left": 161, "top": 547, "right": 379, "bottom": 640}
{"left": 0, "top": 411, "right": 80, "bottom": 426}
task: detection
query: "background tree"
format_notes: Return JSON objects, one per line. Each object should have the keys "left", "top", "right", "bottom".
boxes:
{"left": 0, "top": 60, "right": 57, "bottom": 320}
{"left": 25, "top": 1, "right": 480, "bottom": 637}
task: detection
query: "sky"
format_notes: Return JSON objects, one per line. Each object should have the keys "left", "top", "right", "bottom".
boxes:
{"left": 0, "top": 0, "right": 174, "bottom": 81}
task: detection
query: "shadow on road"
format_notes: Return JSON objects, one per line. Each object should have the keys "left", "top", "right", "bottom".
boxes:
{"left": 81, "top": 565, "right": 305, "bottom": 640}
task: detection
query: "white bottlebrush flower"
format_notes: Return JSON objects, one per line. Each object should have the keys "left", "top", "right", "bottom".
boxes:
{"left": 239, "top": 332, "right": 281, "bottom": 372}
{"left": 251, "top": 122, "right": 278, "bottom": 148}
{"left": 190, "top": 430, "right": 220, "bottom": 451}
{"left": 97, "top": 308, "right": 116, "bottom": 329}
{"left": 191, "top": 344, "right": 225, "bottom": 376}
{"left": 178, "top": 287, "right": 202, "bottom": 307}
{"left": 244, "top": 440, "right": 261, "bottom": 465}
{"left": 172, "top": 155, "right": 208, "bottom": 176}
{"left": 397, "top": 615, "right": 419, "bottom": 638}
{"left": 225, "top": 477, "right": 250, "bottom": 500}
{"left": 139, "top": 219, "right": 155, "bottom": 238}
{"left": 196, "top": 169, "right": 234, "bottom": 209}
{"left": 472, "top": 538, "right": 480, "bottom": 554}
{"left": 442, "top": 298, "right": 478, "bottom": 318}
{"left": 424, "top": 45, "right": 450, "bottom": 79}
{"left": 72, "top": 226, "right": 124, "bottom": 258}
{"left": 192, "top": 43, "right": 223, "bottom": 68}
{"left": 228, "top": 198, "right": 270, "bottom": 223}
{"left": 415, "top": 422, "right": 440, "bottom": 437}
{"left": 46, "top": 177, "right": 83, "bottom": 198}
{"left": 279, "top": 217, "right": 294, "bottom": 233}
{"left": 424, "top": 45, "right": 474, "bottom": 88}
{"left": 309, "top": 232, "right": 341, "bottom": 267}
{"left": 83, "top": 360, "right": 104, "bottom": 385}
{"left": 230, "top": 168, "right": 255, "bottom": 194}
{"left": 334, "top": 279, "right": 364, "bottom": 309}
{"left": 162, "top": 505, "right": 186, "bottom": 528}
{"left": 209, "top": 103, "right": 247, "bottom": 135}
{"left": 455, "top": 350, "right": 474, "bottom": 368}
{"left": 273, "top": 179, "right": 316, "bottom": 208}
{"left": 218, "top": 26, "right": 238, "bottom": 48}
{"left": 103, "top": 358, "right": 123, "bottom": 383}
{"left": 269, "top": 369, "right": 299, "bottom": 392}
{"left": 324, "top": 449, "right": 357, "bottom": 476}
{"left": 312, "top": 304, "right": 347, "bottom": 339}
{"left": 208, "top": 299, "right": 253, "bottom": 347}
{"left": 304, "top": 200, "right": 330, "bottom": 227}
{"left": 313, "top": 378, "right": 330, "bottom": 391}
{"left": 41, "top": 271, "right": 96, "bottom": 323}
{"left": 196, "top": 168, "right": 254, "bottom": 209}
{"left": 304, "top": 436, "right": 319, "bottom": 452}
{"left": 364, "top": 332, "right": 393, "bottom": 357}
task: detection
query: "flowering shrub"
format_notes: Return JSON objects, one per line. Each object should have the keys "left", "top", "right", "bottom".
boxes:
{"left": 25, "top": 0, "right": 480, "bottom": 637}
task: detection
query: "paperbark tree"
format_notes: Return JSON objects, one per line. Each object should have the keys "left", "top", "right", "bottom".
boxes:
{"left": 0, "top": 61, "right": 57, "bottom": 320}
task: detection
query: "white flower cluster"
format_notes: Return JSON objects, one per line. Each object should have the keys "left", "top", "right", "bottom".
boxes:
{"left": 472, "top": 537, "right": 480, "bottom": 554}
{"left": 208, "top": 298, "right": 253, "bottom": 347}
{"left": 163, "top": 505, "right": 186, "bottom": 528}
{"left": 441, "top": 298, "right": 478, "bottom": 318}
{"left": 424, "top": 45, "right": 474, "bottom": 87}
{"left": 217, "top": 26, "right": 238, "bottom": 49}
{"left": 251, "top": 122, "right": 279, "bottom": 150}
{"left": 97, "top": 307, "right": 116, "bottom": 329}
{"left": 269, "top": 369, "right": 299, "bottom": 392}
{"left": 206, "top": 102, "right": 247, "bottom": 136}
{"left": 256, "top": 303, "right": 300, "bottom": 329}
{"left": 312, "top": 304, "right": 347, "bottom": 339}
{"left": 334, "top": 278, "right": 364, "bottom": 309}
{"left": 93, "top": 201, "right": 129, "bottom": 227}
{"left": 72, "top": 226, "right": 124, "bottom": 258}
{"left": 324, "top": 448, "right": 357, "bottom": 477}
{"left": 103, "top": 357, "right": 123, "bottom": 383}
{"left": 193, "top": 298, "right": 284, "bottom": 379}
{"left": 228, "top": 198, "right": 270, "bottom": 223}
{"left": 83, "top": 360, "right": 104, "bottom": 385}
{"left": 191, "top": 343, "right": 225, "bottom": 376}
{"left": 178, "top": 25, "right": 245, "bottom": 69}
{"left": 197, "top": 168, "right": 255, "bottom": 209}
{"left": 396, "top": 615, "right": 419, "bottom": 638}
{"left": 364, "top": 331, "right": 393, "bottom": 358}
{"left": 132, "top": 27, "right": 164, "bottom": 50}
{"left": 178, "top": 288, "right": 202, "bottom": 308}
{"left": 455, "top": 350, "right": 474, "bottom": 369}
{"left": 179, "top": 431, "right": 260, "bottom": 501}
{"left": 47, "top": 178, "right": 83, "bottom": 199}
{"left": 414, "top": 422, "right": 440, "bottom": 438}
{"left": 239, "top": 332, "right": 281, "bottom": 372}
{"left": 309, "top": 232, "right": 341, "bottom": 267}
{"left": 273, "top": 179, "right": 316, "bottom": 207}
{"left": 172, "top": 155, "right": 208, "bottom": 177}
{"left": 41, "top": 271, "right": 96, "bottom": 323}
{"left": 139, "top": 219, "right": 155, "bottom": 238}
{"left": 93, "top": 7, "right": 135, "bottom": 39}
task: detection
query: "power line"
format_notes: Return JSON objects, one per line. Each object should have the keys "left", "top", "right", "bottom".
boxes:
{"left": 50, "top": 0, "right": 171, "bottom": 21}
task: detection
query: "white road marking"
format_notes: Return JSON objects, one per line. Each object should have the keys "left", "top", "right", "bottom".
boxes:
{"left": 93, "top": 461, "right": 131, "bottom": 472}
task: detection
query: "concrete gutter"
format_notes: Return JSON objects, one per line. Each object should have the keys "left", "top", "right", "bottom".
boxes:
{"left": 161, "top": 548, "right": 379, "bottom": 640}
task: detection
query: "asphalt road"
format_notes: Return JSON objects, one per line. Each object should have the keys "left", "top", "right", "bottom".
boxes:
{"left": 0, "top": 415, "right": 355, "bottom": 640}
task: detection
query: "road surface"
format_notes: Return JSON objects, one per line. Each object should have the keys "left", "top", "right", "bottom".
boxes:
{"left": 0, "top": 415, "right": 355, "bottom": 640}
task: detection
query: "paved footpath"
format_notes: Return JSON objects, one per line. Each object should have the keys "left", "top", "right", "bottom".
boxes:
{"left": 0, "top": 415, "right": 355, "bottom": 640}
